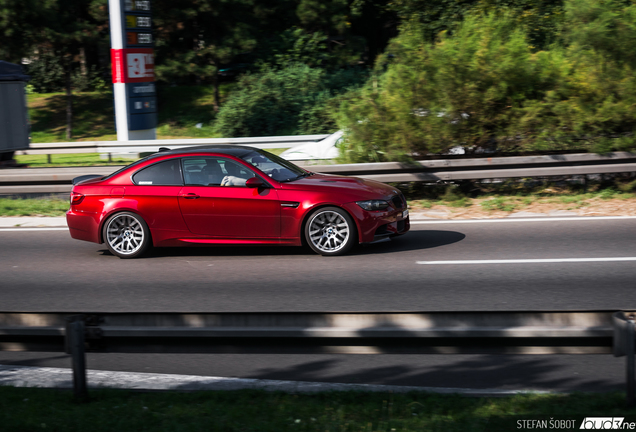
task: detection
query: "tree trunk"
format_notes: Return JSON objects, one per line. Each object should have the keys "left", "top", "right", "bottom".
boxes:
{"left": 79, "top": 46, "right": 87, "bottom": 78}
{"left": 212, "top": 70, "right": 220, "bottom": 113}
{"left": 65, "top": 69, "right": 73, "bottom": 140}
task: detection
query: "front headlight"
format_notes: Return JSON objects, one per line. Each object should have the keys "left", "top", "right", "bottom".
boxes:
{"left": 356, "top": 200, "right": 390, "bottom": 211}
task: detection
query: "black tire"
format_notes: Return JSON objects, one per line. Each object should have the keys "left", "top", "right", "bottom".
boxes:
{"left": 304, "top": 206, "right": 357, "bottom": 256}
{"left": 102, "top": 212, "right": 151, "bottom": 259}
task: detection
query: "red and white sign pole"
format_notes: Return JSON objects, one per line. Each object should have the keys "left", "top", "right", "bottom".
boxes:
{"left": 109, "top": 0, "right": 157, "bottom": 141}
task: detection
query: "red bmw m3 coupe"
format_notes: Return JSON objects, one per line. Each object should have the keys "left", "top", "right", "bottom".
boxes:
{"left": 66, "top": 146, "right": 410, "bottom": 258}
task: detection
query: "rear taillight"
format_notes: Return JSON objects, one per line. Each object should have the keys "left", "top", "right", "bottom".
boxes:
{"left": 70, "top": 192, "right": 85, "bottom": 205}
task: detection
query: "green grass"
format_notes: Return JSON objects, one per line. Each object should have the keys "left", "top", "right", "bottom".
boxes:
{"left": 437, "top": 186, "right": 472, "bottom": 208}
{"left": 0, "top": 197, "right": 69, "bottom": 216}
{"left": 0, "top": 387, "right": 634, "bottom": 432}
{"left": 15, "top": 153, "right": 139, "bottom": 167}
{"left": 399, "top": 179, "right": 636, "bottom": 214}
{"left": 480, "top": 197, "right": 518, "bottom": 212}
{"left": 28, "top": 92, "right": 118, "bottom": 142}
{"left": 154, "top": 85, "right": 235, "bottom": 138}
{"left": 26, "top": 84, "right": 237, "bottom": 143}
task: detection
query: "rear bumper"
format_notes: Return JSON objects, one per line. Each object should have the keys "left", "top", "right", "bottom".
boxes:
{"left": 66, "top": 210, "right": 101, "bottom": 243}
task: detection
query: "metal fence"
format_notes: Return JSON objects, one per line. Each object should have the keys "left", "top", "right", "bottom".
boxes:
{"left": 1, "top": 310, "right": 634, "bottom": 401}
{"left": 2, "top": 150, "right": 636, "bottom": 195}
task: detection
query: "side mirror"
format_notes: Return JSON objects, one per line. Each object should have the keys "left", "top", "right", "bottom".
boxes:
{"left": 245, "top": 177, "right": 267, "bottom": 188}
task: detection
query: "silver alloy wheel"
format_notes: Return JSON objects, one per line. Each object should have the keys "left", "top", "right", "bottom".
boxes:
{"left": 106, "top": 213, "right": 146, "bottom": 256}
{"left": 308, "top": 210, "right": 351, "bottom": 253}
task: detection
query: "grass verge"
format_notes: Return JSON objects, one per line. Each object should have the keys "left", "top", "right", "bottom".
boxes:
{"left": 1, "top": 387, "right": 634, "bottom": 432}
{"left": 403, "top": 180, "right": 636, "bottom": 216}
{"left": 26, "top": 85, "right": 237, "bottom": 143}
{"left": 14, "top": 153, "right": 138, "bottom": 168}
{"left": 0, "top": 197, "right": 69, "bottom": 217}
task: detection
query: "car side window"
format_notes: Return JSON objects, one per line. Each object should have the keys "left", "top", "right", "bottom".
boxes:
{"left": 132, "top": 159, "right": 183, "bottom": 186}
{"left": 182, "top": 157, "right": 254, "bottom": 187}
{"left": 219, "top": 159, "right": 252, "bottom": 187}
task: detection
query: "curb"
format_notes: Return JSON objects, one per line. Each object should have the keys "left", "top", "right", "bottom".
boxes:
{"left": 0, "top": 217, "right": 67, "bottom": 228}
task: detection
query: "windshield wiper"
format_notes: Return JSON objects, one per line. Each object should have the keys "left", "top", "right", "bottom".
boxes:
{"left": 279, "top": 172, "right": 311, "bottom": 182}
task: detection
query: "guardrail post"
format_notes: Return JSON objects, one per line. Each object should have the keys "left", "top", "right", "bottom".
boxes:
{"left": 627, "top": 317, "right": 635, "bottom": 407}
{"left": 65, "top": 315, "right": 88, "bottom": 402}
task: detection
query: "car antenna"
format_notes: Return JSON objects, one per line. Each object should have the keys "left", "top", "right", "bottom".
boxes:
{"left": 158, "top": 147, "right": 170, "bottom": 152}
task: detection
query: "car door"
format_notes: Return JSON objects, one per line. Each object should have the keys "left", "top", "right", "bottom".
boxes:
{"left": 126, "top": 158, "right": 187, "bottom": 231}
{"left": 178, "top": 157, "right": 281, "bottom": 238}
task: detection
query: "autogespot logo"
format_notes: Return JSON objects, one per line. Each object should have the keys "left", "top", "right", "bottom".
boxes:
{"left": 580, "top": 418, "right": 630, "bottom": 429}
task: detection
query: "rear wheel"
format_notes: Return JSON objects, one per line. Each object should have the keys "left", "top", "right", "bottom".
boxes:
{"left": 103, "top": 212, "right": 150, "bottom": 259}
{"left": 304, "top": 207, "right": 356, "bottom": 256}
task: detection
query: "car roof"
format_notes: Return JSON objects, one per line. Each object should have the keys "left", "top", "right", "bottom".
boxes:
{"left": 102, "top": 146, "right": 264, "bottom": 180}
{"left": 150, "top": 145, "right": 260, "bottom": 159}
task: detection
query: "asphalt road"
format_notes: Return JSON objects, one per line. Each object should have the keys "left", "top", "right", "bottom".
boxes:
{"left": 1, "top": 217, "right": 635, "bottom": 392}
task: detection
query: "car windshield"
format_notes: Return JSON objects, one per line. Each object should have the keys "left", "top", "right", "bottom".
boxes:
{"left": 239, "top": 149, "right": 309, "bottom": 182}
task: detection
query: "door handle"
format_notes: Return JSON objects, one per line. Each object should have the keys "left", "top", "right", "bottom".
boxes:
{"left": 181, "top": 193, "right": 200, "bottom": 199}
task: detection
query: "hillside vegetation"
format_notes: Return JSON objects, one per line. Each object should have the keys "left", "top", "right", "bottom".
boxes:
{"left": 7, "top": 0, "right": 636, "bottom": 162}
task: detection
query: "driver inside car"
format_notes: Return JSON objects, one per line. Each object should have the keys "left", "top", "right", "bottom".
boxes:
{"left": 201, "top": 161, "right": 225, "bottom": 186}
{"left": 221, "top": 161, "right": 247, "bottom": 186}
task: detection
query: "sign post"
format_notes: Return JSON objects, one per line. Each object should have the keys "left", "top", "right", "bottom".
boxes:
{"left": 109, "top": 0, "right": 157, "bottom": 141}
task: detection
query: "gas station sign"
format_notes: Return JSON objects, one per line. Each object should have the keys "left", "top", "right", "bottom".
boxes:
{"left": 111, "top": 48, "right": 155, "bottom": 83}
{"left": 109, "top": 0, "right": 157, "bottom": 138}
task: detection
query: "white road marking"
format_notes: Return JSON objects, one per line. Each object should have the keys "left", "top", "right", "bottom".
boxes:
{"left": 417, "top": 257, "right": 636, "bottom": 265}
{"left": 410, "top": 216, "right": 636, "bottom": 224}
{"left": 0, "top": 228, "right": 68, "bottom": 232}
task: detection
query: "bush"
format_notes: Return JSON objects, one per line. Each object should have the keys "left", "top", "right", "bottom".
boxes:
{"left": 335, "top": 0, "right": 636, "bottom": 162}
{"left": 215, "top": 64, "right": 367, "bottom": 137}
{"left": 24, "top": 51, "right": 65, "bottom": 93}
{"left": 515, "top": 0, "right": 636, "bottom": 153}
{"left": 337, "top": 12, "right": 552, "bottom": 161}
{"left": 24, "top": 51, "right": 109, "bottom": 94}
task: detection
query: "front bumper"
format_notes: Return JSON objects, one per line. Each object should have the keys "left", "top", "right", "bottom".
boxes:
{"left": 342, "top": 202, "right": 410, "bottom": 244}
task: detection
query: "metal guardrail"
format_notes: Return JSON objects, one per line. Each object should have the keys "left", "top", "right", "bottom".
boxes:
{"left": 319, "top": 152, "right": 636, "bottom": 182}
{"left": 0, "top": 310, "right": 616, "bottom": 355}
{"left": 21, "top": 135, "right": 331, "bottom": 155}
{"left": 2, "top": 150, "right": 636, "bottom": 195}
{"left": 1, "top": 310, "right": 634, "bottom": 401}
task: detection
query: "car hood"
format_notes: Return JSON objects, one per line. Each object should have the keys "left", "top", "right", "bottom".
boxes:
{"left": 280, "top": 173, "right": 400, "bottom": 199}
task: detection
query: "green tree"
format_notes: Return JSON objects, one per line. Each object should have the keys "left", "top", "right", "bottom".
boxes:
{"left": 389, "top": 0, "right": 564, "bottom": 49}
{"left": 0, "top": 0, "right": 49, "bottom": 63}
{"left": 38, "top": 0, "right": 104, "bottom": 139}
{"left": 23, "top": 51, "right": 65, "bottom": 93}
{"left": 0, "top": 0, "right": 106, "bottom": 140}
{"left": 153, "top": 0, "right": 261, "bottom": 112}
{"left": 516, "top": 0, "right": 636, "bottom": 153}
{"left": 336, "top": 12, "right": 555, "bottom": 161}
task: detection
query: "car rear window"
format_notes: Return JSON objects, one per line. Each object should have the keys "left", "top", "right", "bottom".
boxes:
{"left": 132, "top": 159, "right": 183, "bottom": 185}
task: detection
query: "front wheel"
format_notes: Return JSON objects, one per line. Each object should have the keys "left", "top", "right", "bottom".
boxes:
{"left": 103, "top": 212, "right": 151, "bottom": 259}
{"left": 304, "top": 207, "right": 356, "bottom": 256}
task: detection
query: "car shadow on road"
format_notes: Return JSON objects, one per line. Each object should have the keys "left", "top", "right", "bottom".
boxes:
{"left": 355, "top": 230, "right": 465, "bottom": 255}
{"left": 97, "top": 230, "right": 465, "bottom": 258}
